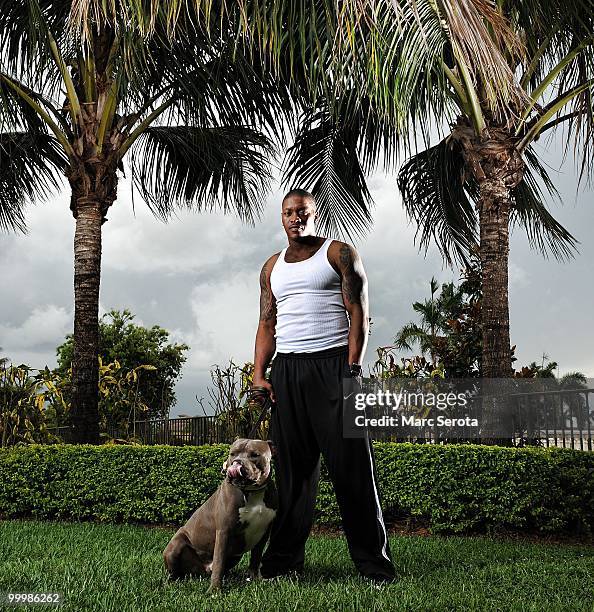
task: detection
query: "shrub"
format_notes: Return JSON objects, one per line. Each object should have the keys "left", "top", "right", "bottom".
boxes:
{"left": 0, "top": 443, "right": 592, "bottom": 534}
{"left": 0, "top": 364, "right": 66, "bottom": 447}
{"left": 56, "top": 309, "right": 189, "bottom": 421}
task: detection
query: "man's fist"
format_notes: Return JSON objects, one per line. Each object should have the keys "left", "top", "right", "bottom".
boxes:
{"left": 251, "top": 378, "right": 275, "bottom": 403}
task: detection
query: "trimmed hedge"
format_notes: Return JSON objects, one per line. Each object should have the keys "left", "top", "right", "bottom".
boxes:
{"left": 0, "top": 443, "right": 593, "bottom": 534}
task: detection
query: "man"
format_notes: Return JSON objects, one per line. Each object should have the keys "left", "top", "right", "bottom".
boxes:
{"left": 252, "top": 188, "right": 395, "bottom": 583}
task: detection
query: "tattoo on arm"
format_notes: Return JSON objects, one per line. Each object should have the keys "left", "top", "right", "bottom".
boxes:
{"left": 259, "top": 262, "right": 276, "bottom": 322}
{"left": 339, "top": 245, "right": 363, "bottom": 306}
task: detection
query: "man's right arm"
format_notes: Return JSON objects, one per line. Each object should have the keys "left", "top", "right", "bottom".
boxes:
{"left": 253, "top": 254, "right": 279, "bottom": 400}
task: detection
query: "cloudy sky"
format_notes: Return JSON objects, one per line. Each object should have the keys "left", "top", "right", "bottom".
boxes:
{"left": 1, "top": 133, "right": 592, "bottom": 416}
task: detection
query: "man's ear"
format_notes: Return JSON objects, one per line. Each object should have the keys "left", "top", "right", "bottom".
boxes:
{"left": 266, "top": 440, "right": 277, "bottom": 457}
{"left": 221, "top": 459, "right": 229, "bottom": 475}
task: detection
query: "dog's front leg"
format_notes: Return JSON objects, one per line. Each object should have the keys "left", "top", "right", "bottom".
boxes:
{"left": 248, "top": 525, "right": 271, "bottom": 581}
{"left": 207, "top": 529, "right": 229, "bottom": 594}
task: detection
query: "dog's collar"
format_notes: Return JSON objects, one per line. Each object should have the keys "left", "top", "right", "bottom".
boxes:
{"left": 243, "top": 481, "right": 269, "bottom": 492}
{"left": 230, "top": 479, "right": 270, "bottom": 493}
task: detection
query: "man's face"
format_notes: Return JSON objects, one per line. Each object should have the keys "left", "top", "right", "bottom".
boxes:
{"left": 281, "top": 196, "right": 317, "bottom": 240}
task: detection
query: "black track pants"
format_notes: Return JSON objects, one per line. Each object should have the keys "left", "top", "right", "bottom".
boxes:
{"left": 260, "top": 345, "right": 395, "bottom": 578}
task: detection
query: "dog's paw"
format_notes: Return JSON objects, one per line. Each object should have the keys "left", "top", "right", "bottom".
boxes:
{"left": 206, "top": 584, "right": 221, "bottom": 596}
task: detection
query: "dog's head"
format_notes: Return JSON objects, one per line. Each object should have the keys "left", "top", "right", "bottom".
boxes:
{"left": 221, "top": 438, "right": 276, "bottom": 488}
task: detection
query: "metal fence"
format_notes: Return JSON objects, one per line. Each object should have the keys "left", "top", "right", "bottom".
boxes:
{"left": 49, "top": 415, "right": 232, "bottom": 446}
{"left": 511, "top": 387, "right": 593, "bottom": 451}
{"left": 47, "top": 387, "right": 594, "bottom": 450}
{"left": 364, "top": 386, "right": 594, "bottom": 451}
{"left": 122, "top": 416, "right": 230, "bottom": 445}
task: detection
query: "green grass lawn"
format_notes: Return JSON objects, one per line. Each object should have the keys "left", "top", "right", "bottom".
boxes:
{"left": 0, "top": 520, "right": 593, "bottom": 612}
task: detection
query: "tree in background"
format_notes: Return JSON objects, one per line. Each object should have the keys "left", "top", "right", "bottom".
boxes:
{"left": 0, "top": 363, "right": 68, "bottom": 447}
{"left": 380, "top": 267, "right": 588, "bottom": 394}
{"left": 56, "top": 309, "right": 187, "bottom": 420}
{"left": 0, "top": 358, "right": 160, "bottom": 446}
{"left": 511, "top": 355, "right": 590, "bottom": 438}
{"left": 388, "top": 0, "right": 593, "bottom": 379}
{"left": 388, "top": 262, "right": 483, "bottom": 378}
{"left": 0, "top": 2, "right": 293, "bottom": 442}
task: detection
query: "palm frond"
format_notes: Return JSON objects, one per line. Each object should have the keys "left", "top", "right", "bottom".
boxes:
{"left": 394, "top": 322, "right": 428, "bottom": 352}
{"left": 557, "top": 52, "right": 594, "bottom": 184}
{"left": 0, "top": 1, "right": 76, "bottom": 109}
{"left": 129, "top": 125, "right": 274, "bottom": 223}
{"left": 397, "top": 136, "right": 478, "bottom": 266}
{"left": 513, "top": 1, "right": 594, "bottom": 182}
{"left": 158, "top": 43, "right": 295, "bottom": 143}
{"left": 282, "top": 106, "right": 373, "bottom": 241}
{"left": 412, "top": 300, "right": 441, "bottom": 327}
{"left": 0, "top": 76, "right": 52, "bottom": 134}
{"left": 515, "top": 0, "right": 594, "bottom": 89}
{"left": 510, "top": 147, "right": 579, "bottom": 260}
{"left": 65, "top": 0, "right": 442, "bottom": 138}
{"left": 435, "top": 0, "right": 526, "bottom": 118}
{"left": 328, "top": 0, "right": 526, "bottom": 129}
{"left": 559, "top": 371, "right": 588, "bottom": 388}
{"left": 0, "top": 131, "right": 67, "bottom": 232}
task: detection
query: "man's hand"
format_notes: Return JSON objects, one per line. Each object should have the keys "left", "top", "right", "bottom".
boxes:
{"left": 344, "top": 363, "right": 363, "bottom": 392}
{"left": 348, "top": 363, "right": 363, "bottom": 379}
{"left": 252, "top": 377, "right": 276, "bottom": 403}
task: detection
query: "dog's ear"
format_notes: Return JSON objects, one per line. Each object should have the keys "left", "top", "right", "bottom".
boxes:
{"left": 266, "top": 440, "right": 277, "bottom": 457}
{"left": 221, "top": 459, "right": 228, "bottom": 475}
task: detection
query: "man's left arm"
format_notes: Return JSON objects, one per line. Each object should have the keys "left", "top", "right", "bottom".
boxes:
{"left": 334, "top": 242, "right": 369, "bottom": 368}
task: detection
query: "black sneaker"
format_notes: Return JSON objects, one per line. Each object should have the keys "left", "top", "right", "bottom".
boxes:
{"left": 363, "top": 573, "right": 396, "bottom": 587}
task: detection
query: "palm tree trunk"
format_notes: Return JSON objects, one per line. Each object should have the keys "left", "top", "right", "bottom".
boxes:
{"left": 477, "top": 179, "right": 513, "bottom": 378}
{"left": 68, "top": 162, "right": 118, "bottom": 444}
{"left": 70, "top": 195, "right": 103, "bottom": 443}
{"left": 454, "top": 119, "right": 523, "bottom": 379}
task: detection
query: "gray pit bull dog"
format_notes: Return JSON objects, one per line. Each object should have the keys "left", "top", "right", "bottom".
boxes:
{"left": 163, "top": 438, "right": 278, "bottom": 593}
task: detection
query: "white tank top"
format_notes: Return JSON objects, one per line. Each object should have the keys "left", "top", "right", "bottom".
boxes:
{"left": 270, "top": 238, "right": 350, "bottom": 353}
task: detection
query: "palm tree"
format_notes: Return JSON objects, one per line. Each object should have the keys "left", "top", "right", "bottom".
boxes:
{"left": 1, "top": 2, "right": 381, "bottom": 443}
{"left": 142, "top": 0, "right": 591, "bottom": 380}
{"left": 395, "top": 277, "right": 445, "bottom": 368}
{"left": 371, "top": 0, "right": 591, "bottom": 379}
{"left": 388, "top": 0, "right": 593, "bottom": 378}
{"left": 392, "top": 261, "right": 483, "bottom": 377}
{"left": 0, "top": 1, "right": 298, "bottom": 442}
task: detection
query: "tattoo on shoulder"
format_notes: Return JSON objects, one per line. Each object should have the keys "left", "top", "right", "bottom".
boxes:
{"left": 259, "top": 262, "right": 268, "bottom": 290}
{"left": 259, "top": 261, "right": 276, "bottom": 322}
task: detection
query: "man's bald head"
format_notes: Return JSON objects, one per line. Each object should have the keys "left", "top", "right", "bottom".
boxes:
{"left": 282, "top": 189, "right": 316, "bottom": 209}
